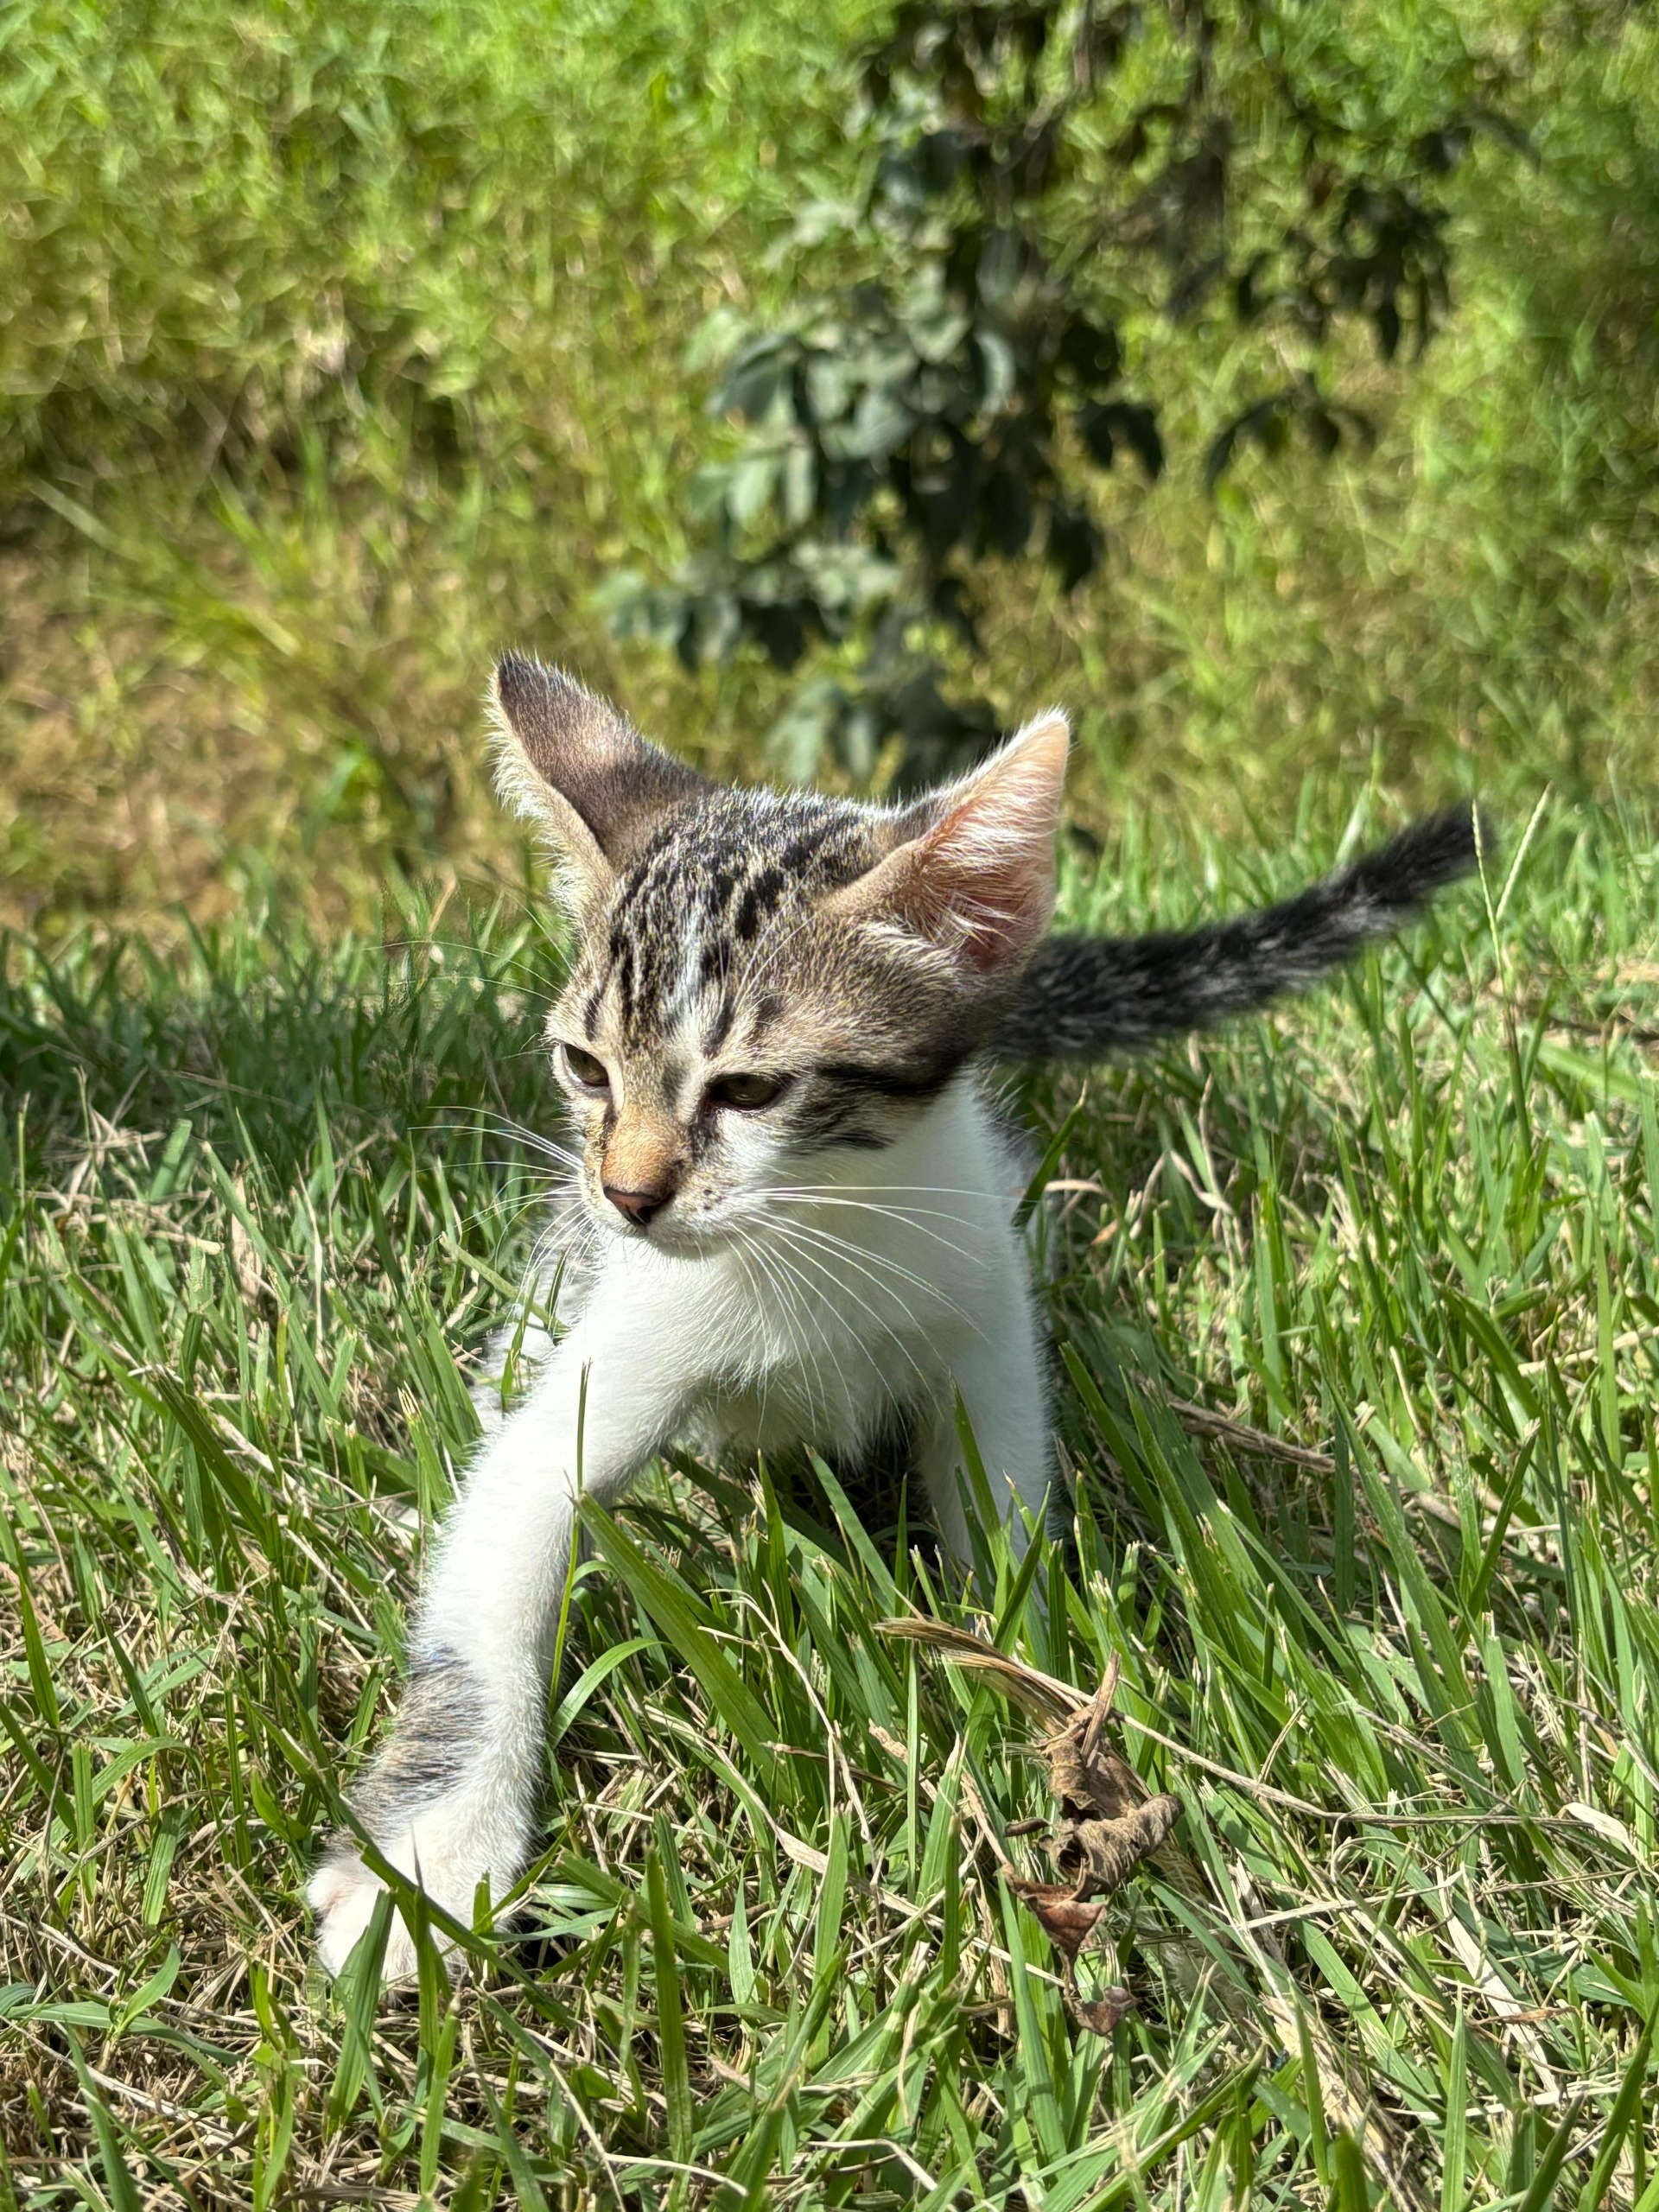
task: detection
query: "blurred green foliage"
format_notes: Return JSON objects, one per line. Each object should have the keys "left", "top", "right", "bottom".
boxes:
{"left": 0, "top": 0, "right": 1654, "bottom": 923}
{"left": 0, "top": 0, "right": 859, "bottom": 487}
{"left": 604, "top": 0, "right": 1532, "bottom": 784}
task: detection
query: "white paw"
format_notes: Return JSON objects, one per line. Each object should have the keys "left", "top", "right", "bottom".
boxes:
{"left": 308, "top": 1808, "right": 521, "bottom": 1983}
{"left": 308, "top": 1851, "right": 423, "bottom": 1980}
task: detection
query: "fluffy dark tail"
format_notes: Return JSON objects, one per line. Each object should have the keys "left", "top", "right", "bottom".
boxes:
{"left": 999, "top": 805, "right": 1483, "bottom": 1061}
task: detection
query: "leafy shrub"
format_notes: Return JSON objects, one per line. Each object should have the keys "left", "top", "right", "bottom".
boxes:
{"left": 605, "top": 0, "right": 1529, "bottom": 784}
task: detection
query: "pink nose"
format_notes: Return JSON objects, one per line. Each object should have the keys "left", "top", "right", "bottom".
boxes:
{"left": 603, "top": 1183, "right": 669, "bottom": 1228}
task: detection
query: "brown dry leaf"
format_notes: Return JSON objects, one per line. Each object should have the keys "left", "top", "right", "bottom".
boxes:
{"left": 877, "top": 1621, "right": 1428, "bottom": 2201}
{"left": 1058, "top": 1790, "right": 1184, "bottom": 1891}
{"left": 877, "top": 1622, "right": 1181, "bottom": 2033}
{"left": 1070, "top": 1986, "right": 1139, "bottom": 2035}
{"left": 1039, "top": 1665, "right": 1184, "bottom": 1897}
{"left": 1002, "top": 1883, "right": 1108, "bottom": 1963}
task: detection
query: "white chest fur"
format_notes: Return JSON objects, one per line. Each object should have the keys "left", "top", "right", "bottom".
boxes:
{"left": 569, "top": 1077, "right": 1037, "bottom": 1459}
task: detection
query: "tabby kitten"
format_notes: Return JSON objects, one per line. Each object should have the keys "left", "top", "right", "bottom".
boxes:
{"left": 309, "top": 653, "right": 1477, "bottom": 1976}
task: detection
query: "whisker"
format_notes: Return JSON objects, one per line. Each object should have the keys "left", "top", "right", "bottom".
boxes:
{"left": 756, "top": 1192, "right": 988, "bottom": 1265}
{"left": 728, "top": 1220, "right": 842, "bottom": 1421}
{"left": 775, "top": 1234, "right": 972, "bottom": 1354}
{"left": 738, "top": 1205, "right": 980, "bottom": 1313}
{"left": 421, "top": 1111, "right": 583, "bottom": 1174}
{"left": 754, "top": 1216, "right": 939, "bottom": 1383}
{"left": 430, "top": 1113, "right": 582, "bottom": 1165}
{"left": 454, "top": 1190, "right": 559, "bottom": 1241}
{"left": 744, "top": 1193, "right": 977, "bottom": 1286}
{"left": 759, "top": 1230, "right": 890, "bottom": 1409}
{"left": 767, "top": 1179, "right": 1009, "bottom": 1198}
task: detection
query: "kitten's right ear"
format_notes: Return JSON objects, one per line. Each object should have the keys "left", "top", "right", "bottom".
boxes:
{"left": 489, "top": 653, "right": 709, "bottom": 907}
{"left": 823, "top": 710, "right": 1069, "bottom": 978}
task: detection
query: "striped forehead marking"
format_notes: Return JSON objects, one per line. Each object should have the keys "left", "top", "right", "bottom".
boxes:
{"left": 594, "top": 793, "right": 876, "bottom": 1047}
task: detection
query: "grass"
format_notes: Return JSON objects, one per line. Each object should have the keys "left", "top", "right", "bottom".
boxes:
{"left": 5, "top": 0, "right": 1659, "bottom": 2198}
{"left": 0, "top": 0, "right": 874, "bottom": 931}
{"left": 3, "top": 795, "right": 1659, "bottom": 2207}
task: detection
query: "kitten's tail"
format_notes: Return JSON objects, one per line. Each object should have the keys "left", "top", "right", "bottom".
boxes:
{"left": 999, "top": 804, "right": 1484, "bottom": 1061}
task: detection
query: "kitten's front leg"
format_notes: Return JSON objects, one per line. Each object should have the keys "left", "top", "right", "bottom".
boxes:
{"left": 919, "top": 1276, "right": 1055, "bottom": 1560}
{"left": 309, "top": 1272, "right": 696, "bottom": 1979}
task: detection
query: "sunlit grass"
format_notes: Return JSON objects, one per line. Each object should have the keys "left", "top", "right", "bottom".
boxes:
{"left": 3, "top": 801, "right": 1656, "bottom": 2205}
{"left": 4, "top": 0, "right": 1659, "bottom": 2196}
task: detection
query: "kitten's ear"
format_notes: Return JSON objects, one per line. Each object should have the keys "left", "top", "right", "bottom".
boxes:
{"left": 489, "top": 653, "right": 709, "bottom": 905}
{"left": 826, "top": 710, "right": 1070, "bottom": 976}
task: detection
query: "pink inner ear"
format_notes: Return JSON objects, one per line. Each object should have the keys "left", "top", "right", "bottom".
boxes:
{"left": 914, "top": 814, "right": 1048, "bottom": 971}
{"left": 910, "top": 714, "right": 1069, "bottom": 973}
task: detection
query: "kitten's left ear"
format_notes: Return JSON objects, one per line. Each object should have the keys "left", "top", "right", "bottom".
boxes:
{"left": 489, "top": 652, "right": 709, "bottom": 906}
{"left": 825, "top": 710, "right": 1070, "bottom": 976}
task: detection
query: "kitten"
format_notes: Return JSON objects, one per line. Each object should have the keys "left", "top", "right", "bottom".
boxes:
{"left": 309, "top": 653, "right": 1478, "bottom": 1976}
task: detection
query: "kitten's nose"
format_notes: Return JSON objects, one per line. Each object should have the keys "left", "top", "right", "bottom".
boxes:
{"left": 603, "top": 1182, "right": 670, "bottom": 1229}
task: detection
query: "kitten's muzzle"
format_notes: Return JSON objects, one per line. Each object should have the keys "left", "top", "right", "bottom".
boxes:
{"left": 599, "top": 1107, "right": 686, "bottom": 1230}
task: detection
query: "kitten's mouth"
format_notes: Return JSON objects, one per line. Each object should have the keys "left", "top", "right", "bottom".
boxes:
{"left": 589, "top": 1196, "right": 724, "bottom": 1260}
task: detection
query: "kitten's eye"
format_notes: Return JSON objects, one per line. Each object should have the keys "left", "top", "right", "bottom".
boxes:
{"left": 561, "top": 1044, "right": 610, "bottom": 1091}
{"left": 706, "top": 1071, "right": 788, "bottom": 1113}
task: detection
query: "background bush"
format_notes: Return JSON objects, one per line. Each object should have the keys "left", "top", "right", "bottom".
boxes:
{"left": 0, "top": 0, "right": 1656, "bottom": 931}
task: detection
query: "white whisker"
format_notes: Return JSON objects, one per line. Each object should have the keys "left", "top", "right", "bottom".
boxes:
{"left": 423, "top": 1111, "right": 584, "bottom": 1176}
{"left": 737, "top": 1205, "right": 980, "bottom": 1316}
{"left": 756, "top": 1191, "right": 988, "bottom": 1265}
{"left": 727, "top": 1220, "right": 841, "bottom": 1425}
{"left": 753, "top": 1215, "right": 938, "bottom": 1386}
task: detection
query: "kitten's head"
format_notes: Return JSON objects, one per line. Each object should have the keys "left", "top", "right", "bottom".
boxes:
{"left": 491, "top": 653, "right": 1068, "bottom": 1255}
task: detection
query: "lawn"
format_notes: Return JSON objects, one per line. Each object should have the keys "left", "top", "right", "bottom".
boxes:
{"left": 4, "top": 803, "right": 1659, "bottom": 2205}
{"left": 3, "top": 0, "right": 1659, "bottom": 2202}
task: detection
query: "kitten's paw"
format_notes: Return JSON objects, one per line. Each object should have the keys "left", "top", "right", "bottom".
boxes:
{"left": 308, "top": 1814, "right": 518, "bottom": 1983}
{"left": 308, "top": 1849, "right": 419, "bottom": 1980}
